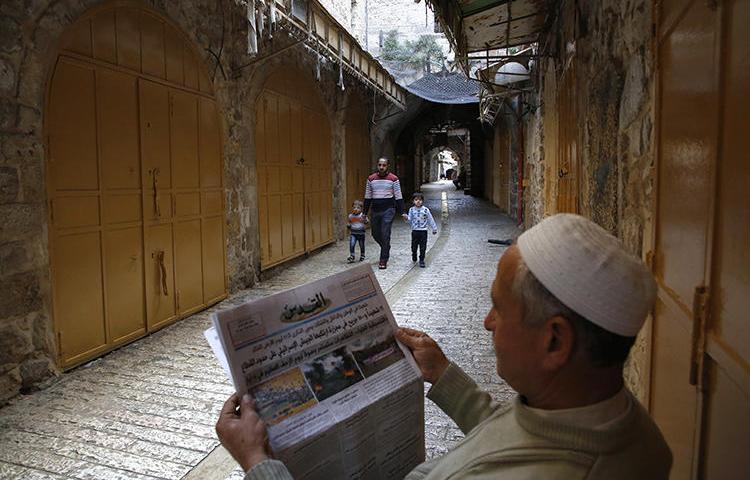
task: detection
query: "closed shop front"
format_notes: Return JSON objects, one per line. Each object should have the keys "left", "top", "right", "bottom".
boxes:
{"left": 47, "top": 4, "right": 227, "bottom": 368}
{"left": 345, "top": 100, "right": 371, "bottom": 209}
{"left": 256, "top": 69, "right": 333, "bottom": 269}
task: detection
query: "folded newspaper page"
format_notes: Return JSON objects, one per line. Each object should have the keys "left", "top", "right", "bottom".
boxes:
{"left": 206, "top": 263, "right": 425, "bottom": 479}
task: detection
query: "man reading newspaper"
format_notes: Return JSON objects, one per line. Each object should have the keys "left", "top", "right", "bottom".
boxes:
{"left": 216, "top": 214, "right": 672, "bottom": 479}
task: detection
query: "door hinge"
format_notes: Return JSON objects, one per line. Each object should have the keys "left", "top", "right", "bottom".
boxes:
{"left": 689, "top": 285, "right": 710, "bottom": 386}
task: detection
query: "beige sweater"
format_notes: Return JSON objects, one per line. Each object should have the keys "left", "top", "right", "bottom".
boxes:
{"left": 407, "top": 363, "right": 672, "bottom": 479}
{"left": 245, "top": 364, "right": 672, "bottom": 479}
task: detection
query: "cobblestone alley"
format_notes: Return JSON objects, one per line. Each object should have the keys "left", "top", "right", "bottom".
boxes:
{"left": 0, "top": 183, "right": 518, "bottom": 479}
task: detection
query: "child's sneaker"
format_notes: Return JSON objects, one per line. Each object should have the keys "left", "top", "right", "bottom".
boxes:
{"left": 359, "top": 255, "right": 365, "bottom": 262}
{"left": 419, "top": 260, "right": 426, "bottom": 268}
{"left": 347, "top": 255, "right": 355, "bottom": 263}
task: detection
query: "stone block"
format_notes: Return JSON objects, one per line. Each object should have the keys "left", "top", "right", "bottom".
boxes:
{"left": 0, "top": 239, "right": 38, "bottom": 277}
{"left": 32, "top": 310, "right": 55, "bottom": 353}
{"left": 0, "top": 270, "right": 43, "bottom": 319}
{"left": 0, "top": 317, "right": 34, "bottom": 365}
{"left": 20, "top": 356, "right": 56, "bottom": 390}
{"left": 0, "top": 203, "right": 41, "bottom": 240}
{"left": 0, "top": 366, "right": 21, "bottom": 405}
{"left": 0, "top": 56, "right": 16, "bottom": 94}
{"left": 0, "top": 133, "right": 44, "bottom": 163}
{"left": 0, "top": 16, "right": 21, "bottom": 54}
{"left": 0, "top": 165, "right": 19, "bottom": 203}
{"left": 0, "top": 97, "right": 17, "bottom": 130}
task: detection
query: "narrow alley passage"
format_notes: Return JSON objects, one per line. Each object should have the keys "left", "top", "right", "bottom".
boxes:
{"left": 0, "top": 183, "right": 517, "bottom": 480}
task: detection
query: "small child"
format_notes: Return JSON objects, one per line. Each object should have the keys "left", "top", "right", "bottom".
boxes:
{"left": 402, "top": 192, "right": 437, "bottom": 268}
{"left": 347, "top": 200, "right": 367, "bottom": 263}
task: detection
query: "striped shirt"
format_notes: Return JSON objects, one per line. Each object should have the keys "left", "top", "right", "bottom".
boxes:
{"left": 363, "top": 172, "right": 405, "bottom": 214}
{"left": 348, "top": 213, "right": 366, "bottom": 234}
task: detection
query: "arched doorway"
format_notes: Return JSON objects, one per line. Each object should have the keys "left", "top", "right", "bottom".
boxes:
{"left": 256, "top": 68, "right": 333, "bottom": 269}
{"left": 47, "top": 3, "right": 227, "bottom": 368}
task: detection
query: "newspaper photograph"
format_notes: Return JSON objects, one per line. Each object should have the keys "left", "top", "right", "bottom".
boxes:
{"left": 206, "top": 263, "right": 425, "bottom": 479}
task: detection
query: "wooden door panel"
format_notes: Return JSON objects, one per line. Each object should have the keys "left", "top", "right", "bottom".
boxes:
{"left": 174, "top": 191, "right": 200, "bottom": 217}
{"left": 103, "top": 193, "right": 141, "bottom": 225}
{"left": 711, "top": 0, "right": 750, "bottom": 360}
{"left": 268, "top": 195, "right": 283, "bottom": 263}
{"left": 703, "top": 361, "right": 750, "bottom": 479}
{"left": 655, "top": 2, "right": 718, "bottom": 306}
{"left": 199, "top": 97, "right": 222, "bottom": 188}
{"left": 174, "top": 219, "right": 203, "bottom": 315}
{"left": 202, "top": 216, "right": 225, "bottom": 303}
{"left": 140, "top": 12, "right": 165, "bottom": 78}
{"left": 164, "top": 25, "right": 184, "bottom": 85}
{"left": 140, "top": 80, "right": 171, "bottom": 189}
{"left": 92, "top": 10, "right": 116, "bottom": 64}
{"left": 98, "top": 68, "right": 140, "bottom": 190}
{"left": 650, "top": 295, "right": 699, "bottom": 479}
{"left": 49, "top": 59, "right": 98, "bottom": 191}
{"left": 55, "top": 232, "right": 106, "bottom": 364}
{"left": 258, "top": 194, "right": 269, "bottom": 266}
{"left": 104, "top": 227, "right": 145, "bottom": 343}
{"left": 115, "top": 8, "right": 140, "bottom": 72}
{"left": 145, "top": 223, "right": 176, "bottom": 329}
{"left": 281, "top": 194, "right": 294, "bottom": 258}
{"left": 171, "top": 90, "right": 200, "bottom": 189}
{"left": 293, "top": 193, "right": 305, "bottom": 254}
{"left": 265, "top": 93, "right": 280, "bottom": 165}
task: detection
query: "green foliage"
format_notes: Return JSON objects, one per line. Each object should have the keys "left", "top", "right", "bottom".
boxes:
{"left": 379, "top": 30, "right": 446, "bottom": 73}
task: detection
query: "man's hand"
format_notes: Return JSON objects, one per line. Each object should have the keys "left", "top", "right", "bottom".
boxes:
{"left": 364, "top": 216, "right": 370, "bottom": 224}
{"left": 215, "top": 394, "right": 269, "bottom": 472}
{"left": 396, "top": 327, "right": 450, "bottom": 384}
{"left": 402, "top": 214, "right": 409, "bottom": 220}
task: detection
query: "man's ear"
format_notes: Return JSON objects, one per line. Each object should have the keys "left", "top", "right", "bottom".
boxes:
{"left": 541, "top": 316, "right": 575, "bottom": 371}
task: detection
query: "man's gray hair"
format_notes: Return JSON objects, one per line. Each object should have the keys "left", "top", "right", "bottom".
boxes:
{"left": 511, "top": 256, "right": 636, "bottom": 366}
{"left": 511, "top": 258, "right": 580, "bottom": 327}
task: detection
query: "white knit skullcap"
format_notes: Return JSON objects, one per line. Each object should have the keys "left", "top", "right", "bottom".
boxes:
{"left": 517, "top": 214, "right": 656, "bottom": 337}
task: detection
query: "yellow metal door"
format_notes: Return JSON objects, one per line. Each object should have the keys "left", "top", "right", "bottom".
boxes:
{"left": 199, "top": 98, "right": 227, "bottom": 304}
{"left": 651, "top": 0, "right": 750, "bottom": 477}
{"left": 651, "top": 2, "right": 719, "bottom": 477}
{"left": 140, "top": 79, "right": 178, "bottom": 330}
{"left": 256, "top": 71, "right": 333, "bottom": 270}
{"left": 48, "top": 58, "right": 108, "bottom": 366}
{"left": 701, "top": 0, "right": 750, "bottom": 476}
{"left": 48, "top": 4, "right": 226, "bottom": 369}
{"left": 171, "top": 89, "right": 204, "bottom": 315}
{"left": 98, "top": 68, "right": 145, "bottom": 345}
{"left": 555, "top": 62, "right": 578, "bottom": 214}
{"left": 345, "top": 102, "right": 371, "bottom": 209}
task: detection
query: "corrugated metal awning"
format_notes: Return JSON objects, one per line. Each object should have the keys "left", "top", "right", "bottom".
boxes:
{"left": 426, "top": 0, "right": 553, "bottom": 72}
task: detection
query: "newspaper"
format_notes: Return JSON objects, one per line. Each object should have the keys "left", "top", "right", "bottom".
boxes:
{"left": 205, "top": 263, "right": 425, "bottom": 479}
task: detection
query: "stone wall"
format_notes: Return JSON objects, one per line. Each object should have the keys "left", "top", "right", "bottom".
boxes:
{"left": 363, "top": 0, "right": 450, "bottom": 61}
{"left": 0, "top": 0, "right": 378, "bottom": 403}
{"left": 522, "top": 0, "right": 655, "bottom": 402}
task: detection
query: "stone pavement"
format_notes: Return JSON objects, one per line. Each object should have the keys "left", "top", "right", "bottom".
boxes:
{"left": 0, "top": 182, "right": 520, "bottom": 479}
